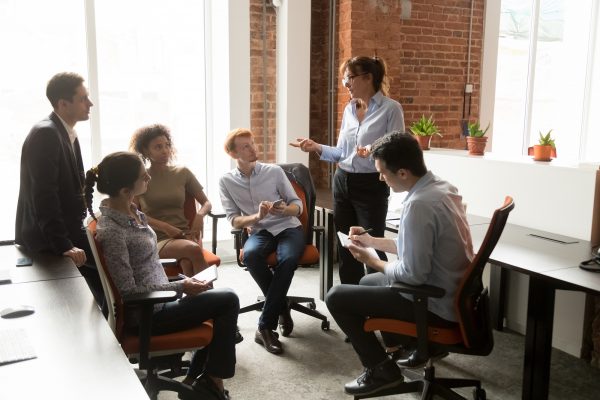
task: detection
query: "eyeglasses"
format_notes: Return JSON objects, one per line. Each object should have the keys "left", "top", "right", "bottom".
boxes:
{"left": 342, "top": 72, "right": 368, "bottom": 87}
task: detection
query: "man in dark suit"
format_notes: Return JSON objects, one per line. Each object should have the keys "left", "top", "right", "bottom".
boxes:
{"left": 15, "top": 72, "right": 103, "bottom": 306}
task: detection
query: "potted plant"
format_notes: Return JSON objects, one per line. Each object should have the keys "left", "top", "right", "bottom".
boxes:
{"left": 409, "top": 115, "right": 441, "bottom": 150}
{"left": 466, "top": 121, "right": 490, "bottom": 156}
{"left": 532, "top": 130, "right": 556, "bottom": 161}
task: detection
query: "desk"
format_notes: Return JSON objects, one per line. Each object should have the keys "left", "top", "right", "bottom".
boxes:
{"left": 0, "top": 245, "right": 81, "bottom": 284}
{"left": 470, "top": 223, "right": 598, "bottom": 400}
{"left": 0, "top": 277, "right": 147, "bottom": 399}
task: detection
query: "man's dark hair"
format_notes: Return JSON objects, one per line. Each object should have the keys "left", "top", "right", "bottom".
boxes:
{"left": 46, "top": 72, "right": 85, "bottom": 108}
{"left": 371, "top": 131, "right": 427, "bottom": 177}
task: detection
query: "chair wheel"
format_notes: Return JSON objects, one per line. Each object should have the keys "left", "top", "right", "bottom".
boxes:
{"left": 321, "top": 320, "right": 330, "bottom": 331}
{"left": 473, "top": 387, "right": 486, "bottom": 400}
{"left": 309, "top": 302, "right": 316, "bottom": 310}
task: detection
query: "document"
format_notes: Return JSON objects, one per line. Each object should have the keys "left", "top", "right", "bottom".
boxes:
{"left": 191, "top": 265, "right": 218, "bottom": 283}
{"left": 337, "top": 231, "right": 380, "bottom": 260}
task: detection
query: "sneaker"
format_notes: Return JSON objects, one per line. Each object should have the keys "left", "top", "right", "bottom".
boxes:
{"left": 344, "top": 359, "right": 404, "bottom": 396}
{"left": 396, "top": 348, "right": 449, "bottom": 369}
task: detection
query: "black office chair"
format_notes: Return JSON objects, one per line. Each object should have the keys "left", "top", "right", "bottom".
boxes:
{"left": 356, "top": 196, "right": 515, "bottom": 400}
{"left": 232, "top": 163, "right": 330, "bottom": 333}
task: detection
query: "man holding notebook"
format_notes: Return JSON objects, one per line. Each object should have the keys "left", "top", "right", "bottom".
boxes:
{"left": 219, "top": 128, "right": 304, "bottom": 355}
{"left": 326, "top": 132, "right": 473, "bottom": 397}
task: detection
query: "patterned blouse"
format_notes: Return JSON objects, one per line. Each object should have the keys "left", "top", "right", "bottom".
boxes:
{"left": 96, "top": 201, "right": 183, "bottom": 310}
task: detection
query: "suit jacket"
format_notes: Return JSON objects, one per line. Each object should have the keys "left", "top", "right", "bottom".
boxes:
{"left": 15, "top": 112, "right": 87, "bottom": 255}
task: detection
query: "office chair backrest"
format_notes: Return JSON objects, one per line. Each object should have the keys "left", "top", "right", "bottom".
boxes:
{"left": 278, "top": 163, "right": 316, "bottom": 245}
{"left": 86, "top": 218, "right": 128, "bottom": 342}
{"left": 455, "top": 196, "right": 514, "bottom": 353}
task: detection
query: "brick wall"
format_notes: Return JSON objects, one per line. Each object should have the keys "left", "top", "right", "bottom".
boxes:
{"left": 310, "top": 0, "right": 485, "bottom": 187}
{"left": 248, "top": 0, "right": 486, "bottom": 185}
{"left": 249, "top": 0, "right": 277, "bottom": 162}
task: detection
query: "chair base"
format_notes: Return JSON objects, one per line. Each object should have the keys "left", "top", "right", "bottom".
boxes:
{"left": 353, "top": 365, "right": 485, "bottom": 400}
{"left": 240, "top": 296, "right": 330, "bottom": 331}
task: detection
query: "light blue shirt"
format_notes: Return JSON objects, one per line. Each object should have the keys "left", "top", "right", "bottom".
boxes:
{"left": 219, "top": 162, "right": 302, "bottom": 236}
{"left": 320, "top": 91, "right": 405, "bottom": 173}
{"left": 384, "top": 171, "right": 474, "bottom": 322}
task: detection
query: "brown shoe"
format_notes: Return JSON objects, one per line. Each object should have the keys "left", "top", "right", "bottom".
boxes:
{"left": 254, "top": 329, "right": 283, "bottom": 354}
{"left": 278, "top": 307, "right": 294, "bottom": 337}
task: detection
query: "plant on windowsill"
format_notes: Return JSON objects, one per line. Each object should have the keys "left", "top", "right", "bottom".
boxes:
{"left": 532, "top": 130, "right": 556, "bottom": 161}
{"left": 466, "top": 121, "right": 490, "bottom": 156}
{"left": 409, "top": 115, "right": 442, "bottom": 151}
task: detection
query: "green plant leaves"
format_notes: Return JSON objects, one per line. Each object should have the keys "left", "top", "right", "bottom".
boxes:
{"left": 409, "top": 115, "right": 441, "bottom": 137}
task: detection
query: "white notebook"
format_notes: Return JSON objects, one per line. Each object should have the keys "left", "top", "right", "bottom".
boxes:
{"left": 337, "top": 231, "right": 379, "bottom": 260}
{"left": 191, "top": 265, "right": 218, "bottom": 283}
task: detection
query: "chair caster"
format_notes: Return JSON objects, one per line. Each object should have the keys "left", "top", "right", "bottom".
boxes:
{"left": 321, "top": 320, "right": 330, "bottom": 331}
{"left": 473, "top": 387, "right": 486, "bottom": 400}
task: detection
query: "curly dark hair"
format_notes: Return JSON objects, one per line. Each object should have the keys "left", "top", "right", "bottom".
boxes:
{"left": 84, "top": 152, "right": 144, "bottom": 220}
{"left": 129, "top": 123, "right": 176, "bottom": 164}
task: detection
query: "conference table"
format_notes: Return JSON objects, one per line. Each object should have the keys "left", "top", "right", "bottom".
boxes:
{"left": 469, "top": 223, "right": 599, "bottom": 400}
{"left": 0, "top": 245, "right": 148, "bottom": 399}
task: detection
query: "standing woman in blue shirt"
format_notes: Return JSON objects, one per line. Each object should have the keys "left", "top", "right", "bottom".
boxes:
{"left": 293, "top": 56, "right": 405, "bottom": 284}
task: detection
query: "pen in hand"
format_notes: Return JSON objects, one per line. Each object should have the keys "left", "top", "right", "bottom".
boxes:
{"left": 356, "top": 228, "right": 373, "bottom": 236}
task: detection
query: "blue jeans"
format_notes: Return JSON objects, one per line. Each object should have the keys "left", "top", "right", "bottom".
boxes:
{"left": 243, "top": 226, "right": 304, "bottom": 330}
{"left": 151, "top": 287, "right": 239, "bottom": 379}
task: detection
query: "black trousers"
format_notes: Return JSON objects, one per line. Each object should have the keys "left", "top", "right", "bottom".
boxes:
{"left": 333, "top": 169, "right": 389, "bottom": 284}
{"left": 326, "top": 273, "right": 456, "bottom": 368}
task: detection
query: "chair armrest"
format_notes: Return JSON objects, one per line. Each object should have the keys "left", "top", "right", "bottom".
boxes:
{"left": 389, "top": 281, "right": 445, "bottom": 299}
{"left": 123, "top": 290, "right": 178, "bottom": 306}
{"left": 160, "top": 258, "right": 178, "bottom": 267}
{"left": 208, "top": 211, "right": 226, "bottom": 219}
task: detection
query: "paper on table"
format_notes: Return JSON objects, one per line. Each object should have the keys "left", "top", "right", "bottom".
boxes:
{"left": 337, "top": 231, "right": 380, "bottom": 260}
{"left": 191, "top": 265, "right": 218, "bottom": 283}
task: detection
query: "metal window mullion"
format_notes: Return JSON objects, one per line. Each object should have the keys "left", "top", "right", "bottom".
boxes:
{"left": 579, "top": 0, "right": 600, "bottom": 161}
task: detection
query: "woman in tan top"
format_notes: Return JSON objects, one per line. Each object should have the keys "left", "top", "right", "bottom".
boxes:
{"left": 130, "top": 124, "right": 211, "bottom": 275}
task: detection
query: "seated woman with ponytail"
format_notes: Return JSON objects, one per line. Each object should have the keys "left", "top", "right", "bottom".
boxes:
{"left": 84, "top": 151, "right": 238, "bottom": 400}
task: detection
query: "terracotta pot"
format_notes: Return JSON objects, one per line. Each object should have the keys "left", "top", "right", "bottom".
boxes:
{"left": 415, "top": 135, "right": 432, "bottom": 150}
{"left": 533, "top": 145, "right": 553, "bottom": 161}
{"left": 467, "top": 136, "right": 488, "bottom": 155}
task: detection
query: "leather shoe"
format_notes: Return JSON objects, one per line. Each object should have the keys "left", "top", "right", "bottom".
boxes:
{"left": 278, "top": 307, "right": 294, "bottom": 337}
{"left": 235, "top": 326, "right": 244, "bottom": 344}
{"left": 254, "top": 329, "right": 283, "bottom": 354}
{"left": 344, "top": 359, "right": 404, "bottom": 396}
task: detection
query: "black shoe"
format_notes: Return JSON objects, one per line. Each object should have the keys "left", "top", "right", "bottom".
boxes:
{"left": 396, "top": 349, "right": 449, "bottom": 369}
{"left": 235, "top": 326, "right": 244, "bottom": 344}
{"left": 254, "top": 329, "right": 283, "bottom": 354}
{"left": 344, "top": 359, "right": 404, "bottom": 396}
{"left": 193, "top": 374, "right": 230, "bottom": 400}
{"left": 278, "top": 307, "right": 294, "bottom": 337}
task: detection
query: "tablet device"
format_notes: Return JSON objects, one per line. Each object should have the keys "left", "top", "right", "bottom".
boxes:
{"left": 191, "top": 265, "right": 218, "bottom": 283}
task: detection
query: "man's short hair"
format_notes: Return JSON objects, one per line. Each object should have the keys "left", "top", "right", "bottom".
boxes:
{"left": 371, "top": 131, "right": 427, "bottom": 177}
{"left": 46, "top": 72, "right": 85, "bottom": 108}
{"left": 224, "top": 128, "right": 254, "bottom": 154}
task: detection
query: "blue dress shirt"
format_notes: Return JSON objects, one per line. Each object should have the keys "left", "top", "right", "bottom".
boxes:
{"left": 384, "top": 171, "right": 474, "bottom": 322}
{"left": 219, "top": 162, "right": 302, "bottom": 236}
{"left": 320, "top": 91, "right": 405, "bottom": 173}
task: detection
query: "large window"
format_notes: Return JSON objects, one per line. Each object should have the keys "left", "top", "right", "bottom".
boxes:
{"left": 0, "top": 0, "right": 229, "bottom": 241}
{"left": 493, "top": 0, "right": 599, "bottom": 162}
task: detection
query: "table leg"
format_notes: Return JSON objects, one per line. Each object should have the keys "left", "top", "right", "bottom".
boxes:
{"left": 522, "top": 276, "right": 555, "bottom": 400}
{"left": 490, "top": 263, "right": 507, "bottom": 330}
{"left": 212, "top": 217, "right": 218, "bottom": 254}
{"left": 320, "top": 208, "right": 334, "bottom": 301}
